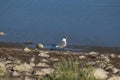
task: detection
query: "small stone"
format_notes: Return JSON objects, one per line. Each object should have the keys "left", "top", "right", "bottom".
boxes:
{"left": 110, "top": 54, "right": 116, "bottom": 58}
{"left": 105, "top": 64, "right": 114, "bottom": 70}
{"left": 30, "top": 56, "right": 35, "bottom": 62}
{"left": 36, "top": 63, "right": 49, "bottom": 67}
{"left": 35, "top": 70, "right": 46, "bottom": 76}
{"left": 13, "top": 71, "right": 20, "bottom": 76}
{"left": 101, "top": 55, "right": 110, "bottom": 63}
{"left": 89, "top": 51, "right": 99, "bottom": 57}
{"left": 36, "top": 43, "right": 44, "bottom": 49}
{"left": 95, "top": 61, "right": 107, "bottom": 69}
{"left": 38, "top": 53, "right": 50, "bottom": 58}
{"left": 50, "top": 57, "right": 59, "bottom": 62}
{"left": 13, "top": 63, "right": 33, "bottom": 72}
{"left": 24, "top": 47, "right": 31, "bottom": 52}
{"left": 41, "top": 68, "right": 55, "bottom": 74}
{"left": 100, "top": 54, "right": 104, "bottom": 57}
{"left": 5, "top": 61, "right": 12, "bottom": 64}
{"left": 41, "top": 59, "right": 49, "bottom": 63}
{"left": 29, "top": 62, "right": 35, "bottom": 67}
{"left": 93, "top": 68, "right": 108, "bottom": 80}
{"left": 108, "top": 76, "right": 120, "bottom": 80}
{"left": 118, "top": 55, "right": 120, "bottom": 58}
{"left": 79, "top": 55, "right": 86, "bottom": 59}
{"left": 14, "top": 60, "right": 21, "bottom": 64}
{"left": 64, "top": 53, "right": 69, "bottom": 55}
{"left": 111, "top": 68, "right": 119, "bottom": 73}
{"left": 0, "top": 62, "right": 6, "bottom": 76}
{"left": 24, "top": 76, "right": 35, "bottom": 80}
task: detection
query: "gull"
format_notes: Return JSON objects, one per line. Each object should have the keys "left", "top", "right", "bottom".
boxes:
{"left": 0, "top": 32, "right": 7, "bottom": 36}
{"left": 56, "top": 36, "right": 67, "bottom": 49}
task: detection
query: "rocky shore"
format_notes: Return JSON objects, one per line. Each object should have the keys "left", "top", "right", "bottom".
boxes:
{"left": 0, "top": 43, "right": 120, "bottom": 80}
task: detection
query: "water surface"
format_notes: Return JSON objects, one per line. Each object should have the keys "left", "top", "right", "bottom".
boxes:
{"left": 0, "top": 0, "right": 120, "bottom": 47}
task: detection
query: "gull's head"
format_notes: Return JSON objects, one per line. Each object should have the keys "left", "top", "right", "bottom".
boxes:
{"left": 0, "top": 32, "right": 7, "bottom": 36}
{"left": 63, "top": 36, "right": 67, "bottom": 39}
{"left": 62, "top": 36, "right": 67, "bottom": 41}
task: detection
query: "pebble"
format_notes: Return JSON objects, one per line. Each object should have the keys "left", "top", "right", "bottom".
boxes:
{"left": 111, "top": 68, "right": 120, "bottom": 73}
{"left": 110, "top": 54, "right": 116, "bottom": 58}
{"left": 35, "top": 70, "right": 46, "bottom": 76}
{"left": 50, "top": 57, "right": 59, "bottom": 62}
{"left": 79, "top": 55, "right": 86, "bottom": 59}
{"left": 108, "top": 76, "right": 120, "bottom": 80}
{"left": 13, "top": 63, "right": 33, "bottom": 72}
{"left": 118, "top": 55, "right": 120, "bottom": 58}
{"left": 13, "top": 71, "right": 20, "bottom": 76}
{"left": 41, "top": 68, "right": 55, "bottom": 74}
{"left": 0, "top": 62, "right": 6, "bottom": 76}
{"left": 89, "top": 51, "right": 99, "bottom": 57}
{"left": 36, "top": 63, "right": 49, "bottom": 67}
{"left": 30, "top": 56, "right": 35, "bottom": 62}
{"left": 93, "top": 68, "right": 108, "bottom": 80}
{"left": 38, "top": 53, "right": 50, "bottom": 58}
{"left": 24, "top": 47, "right": 31, "bottom": 52}
{"left": 41, "top": 59, "right": 49, "bottom": 63}
{"left": 36, "top": 43, "right": 44, "bottom": 49}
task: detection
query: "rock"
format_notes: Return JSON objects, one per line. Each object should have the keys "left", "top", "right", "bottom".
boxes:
{"left": 38, "top": 53, "right": 50, "bottom": 58}
{"left": 101, "top": 55, "right": 110, "bottom": 63}
{"left": 108, "top": 76, "right": 120, "bottom": 80}
{"left": 30, "top": 56, "right": 35, "bottom": 62}
{"left": 93, "top": 68, "right": 108, "bottom": 80}
{"left": 13, "top": 63, "right": 33, "bottom": 72}
{"left": 41, "top": 59, "right": 49, "bottom": 63}
{"left": 29, "top": 62, "right": 35, "bottom": 67}
{"left": 105, "top": 57, "right": 110, "bottom": 63}
{"left": 24, "top": 76, "right": 35, "bottom": 80}
{"left": 35, "top": 70, "right": 46, "bottom": 76}
{"left": 95, "top": 60, "right": 107, "bottom": 69}
{"left": 50, "top": 57, "right": 59, "bottom": 62}
{"left": 13, "top": 71, "right": 20, "bottom": 76}
{"left": 110, "top": 54, "right": 116, "bottom": 58}
{"left": 6, "top": 63, "right": 14, "bottom": 69}
{"left": 64, "top": 53, "right": 69, "bottom": 55}
{"left": 79, "top": 55, "right": 86, "bottom": 59}
{"left": 118, "top": 55, "right": 120, "bottom": 58}
{"left": 105, "top": 64, "right": 114, "bottom": 70}
{"left": 111, "top": 68, "right": 120, "bottom": 74}
{"left": 29, "top": 56, "right": 35, "bottom": 67}
{"left": 89, "top": 51, "right": 99, "bottom": 57}
{"left": 36, "top": 63, "right": 49, "bottom": 67}
{"left": 0, "top": 62, "right": 6, "bottom": 76}
{"left": 24, "top": 47, "right": 31, "bottom": 52}
{"left": 5, "top": 61, "right": 12, "bottom": 64}
{"left": 41, "top": 68, "right": 55, "bottom": 74}
{"left": 14, "top": 60, "right": 22, "bottom": 64}
{"left": 36, "top": 43, "right": 44, "bottom": 49}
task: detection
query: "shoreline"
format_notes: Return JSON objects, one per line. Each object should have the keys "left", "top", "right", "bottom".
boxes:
{"left": 0, "top": 42, "right": 120, "bottom": 52}
{"left": 0, "top": 42, "right": 120, "bottom": 80}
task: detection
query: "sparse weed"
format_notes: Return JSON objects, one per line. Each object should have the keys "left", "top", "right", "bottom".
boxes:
{"left": 40, "top": 58, "right": 96, "bottom": 80}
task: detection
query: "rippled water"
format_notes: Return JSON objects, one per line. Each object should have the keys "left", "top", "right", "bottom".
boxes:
{"left": 0, "top": 0, "right": 120, "bottom": 47}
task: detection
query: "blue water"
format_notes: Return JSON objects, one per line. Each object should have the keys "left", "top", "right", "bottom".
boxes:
{"left": 0, "top": 0, "right": 120, "bottom": 47}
